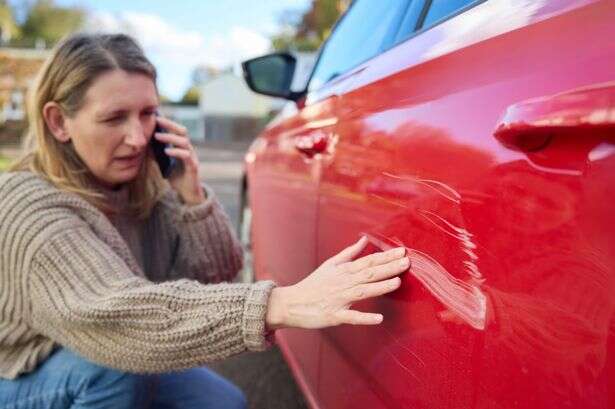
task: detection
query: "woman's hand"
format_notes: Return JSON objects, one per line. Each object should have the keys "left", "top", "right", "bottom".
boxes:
{"left": 154, "top": 116, "right": 205, "bottom": 205}
{"left": 266, "top": 236, "right": 409, "bottom": 330}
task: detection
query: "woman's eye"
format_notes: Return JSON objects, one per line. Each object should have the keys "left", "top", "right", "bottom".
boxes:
{"left": 104, "top": 116, "right": 122, "bottom": 123}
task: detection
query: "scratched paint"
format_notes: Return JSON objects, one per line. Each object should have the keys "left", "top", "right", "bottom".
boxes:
{"left": 406, "top": 249, "right": 487, "bottom": 330}
{"left": 382, "top": 172, "right": 461, "bottom": 203}
{"left": 418, "top": 209, "right": 485, "bottom": 284}
{"left": 364, "top": 232, "right": 487, "bottom": 330}
{"left": 369, "top": 193, "right": 408, "bottom": 209}
{"left": 366, "top": 172, "right": 488, "bottom": 329}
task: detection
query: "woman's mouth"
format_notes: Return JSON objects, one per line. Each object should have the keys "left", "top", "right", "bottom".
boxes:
{"left": 115, "top": 152, "right": 143, "bottom": 168}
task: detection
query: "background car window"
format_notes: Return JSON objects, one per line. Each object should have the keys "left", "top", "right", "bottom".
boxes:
{"left": 308, "top": 0, "right": 410, "bottom": 92}
{"left": 420, "top": 0, "right": 477, "bottom": 29}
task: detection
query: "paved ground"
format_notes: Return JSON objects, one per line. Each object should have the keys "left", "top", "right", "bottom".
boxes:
{"left": 196, "top": 143, "right": 309, "bottom": 409}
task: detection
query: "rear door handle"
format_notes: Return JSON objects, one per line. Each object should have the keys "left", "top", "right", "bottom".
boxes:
{"left": 494, "top": 82, "right": 615, "bottom": 151}
{"left": 294, "top": 133, "right": 329, "bottom": 158}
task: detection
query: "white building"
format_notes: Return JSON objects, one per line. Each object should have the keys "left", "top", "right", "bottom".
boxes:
{"left": 197, "top": 52, "right": 316, "bottom": 143}
{"left": 159, "top": 103, "right": 204, "bottom": 144}
{"left": 199, "top": 69, "right": 282, "bottom": 142}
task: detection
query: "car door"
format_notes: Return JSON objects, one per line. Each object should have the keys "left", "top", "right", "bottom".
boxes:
{"left": 246, "top": 2, "right": 413, "bottom": 406}
{"left": 246, "top": 54, "right": 349, "bottom": 408}
{"left": 246, "top": 99, "right": 336, "bottom": 405}
{"left": 315, "top": 1, "right": 615, "bottom": 408}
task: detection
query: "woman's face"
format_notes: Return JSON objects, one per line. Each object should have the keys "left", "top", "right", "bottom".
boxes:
{"left": 64, "top": 69, "right": 159, "bottom": 188}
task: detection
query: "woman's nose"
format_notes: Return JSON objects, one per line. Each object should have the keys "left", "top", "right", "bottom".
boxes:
{"left": 124, "top": 120, "right": 148, "bottom": 148}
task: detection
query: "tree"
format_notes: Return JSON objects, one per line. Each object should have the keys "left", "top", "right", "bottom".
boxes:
{"left": 0, "top": 1, "right": 19, "bottom": 44}
{"left": 272, "top": 0, "right": 350, "bottom": 52}
{"left": 19, "top": 0, "right": 84, "bottom": 47}
{"left": 158, "top": 94, "right": 171, "bottom": 104}
{"left": 180, "top": 85, "right": 200, "bottom": 105}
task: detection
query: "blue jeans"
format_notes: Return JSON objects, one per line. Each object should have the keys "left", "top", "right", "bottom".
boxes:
{"left": 0, "top": 348, "right": 247, "bottom": 409}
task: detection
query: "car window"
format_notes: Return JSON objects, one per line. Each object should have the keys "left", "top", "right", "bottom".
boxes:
{"left": 420, "top": 0, "right": 477, "bottom": 29}
{"left": 308, "top": 0, "right": 410, "bottom": 92}
{"left": 393, "top": 0, "right": 428, "bottom": 45}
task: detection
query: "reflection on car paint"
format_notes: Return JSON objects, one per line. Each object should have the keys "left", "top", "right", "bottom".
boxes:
{"left": 588, "top": 143, "right": 615, "bottom": 162}
{"left": 524, "top": 158, "right": 583, "bottom": 176}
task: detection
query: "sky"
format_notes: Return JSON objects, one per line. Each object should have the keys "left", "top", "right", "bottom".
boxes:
{"left": 19, "top": 0, "right": 311, "bottom": 100}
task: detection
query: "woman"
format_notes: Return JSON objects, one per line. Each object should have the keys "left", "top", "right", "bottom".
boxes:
{"left": 0, "top": 33, "right": 409, "bottom": 408}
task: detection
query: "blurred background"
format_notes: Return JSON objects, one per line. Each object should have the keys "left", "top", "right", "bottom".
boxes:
{"left": 0, "top": 0, "right": 351, "bottom": 150}
{"left": 0, "top": 1, "right": 350, "bottom": 407}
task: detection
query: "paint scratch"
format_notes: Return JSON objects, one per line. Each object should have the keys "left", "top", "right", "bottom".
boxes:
{"left": 419, "top": 210, "right": 484, "bottom": 282}
{"left": 382, "top": 326, "right": 425, "bottom": 367}
{"left": 385, "top": 349, "right": 422, "bottom": 383}
{"left": 369, "top": 193, "right": 409, "bottom": 209}
{"left": 382, "top": 172, "right": 461, "bottom": 203}
{"left": 408, "top": 249, "right": 487, "bottom": 330}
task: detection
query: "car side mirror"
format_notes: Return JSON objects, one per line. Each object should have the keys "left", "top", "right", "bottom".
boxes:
{"left": 241, "top": 52, "right": 302, "bottom": 101}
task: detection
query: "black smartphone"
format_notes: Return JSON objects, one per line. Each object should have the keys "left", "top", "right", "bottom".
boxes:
{"left": 150, "top": 116, "right": 178, "bottom": 178}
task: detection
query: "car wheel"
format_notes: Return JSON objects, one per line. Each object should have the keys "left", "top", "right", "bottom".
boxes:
{"left": 237, "top": 183, "right": 254, "bottom": 283}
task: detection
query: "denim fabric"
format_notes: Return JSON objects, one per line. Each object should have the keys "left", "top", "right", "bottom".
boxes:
{"left": 0, "top": 349, "right": 247, "bottom": 409}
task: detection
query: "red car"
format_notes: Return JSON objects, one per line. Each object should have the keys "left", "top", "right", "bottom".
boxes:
{"left": 240, "top": 0, "right": 615, "bottom": 408}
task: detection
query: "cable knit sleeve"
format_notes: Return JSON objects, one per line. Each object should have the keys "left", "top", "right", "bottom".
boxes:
{"left": 146, "top": 183, "right": 243, "bottom": 284}
{"left": 27, "top": 223, "right": 275, "bottom": 374}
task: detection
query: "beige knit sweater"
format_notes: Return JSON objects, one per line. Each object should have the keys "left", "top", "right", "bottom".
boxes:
{"left": 0, "top": 171, "right": 276, "bottom": 380}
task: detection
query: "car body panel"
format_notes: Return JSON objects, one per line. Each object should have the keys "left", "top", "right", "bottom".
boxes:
{"left": 246, "top": 0, "right": 615, "bottom": 407}
{"left": 246, "top": 92, "right": 343, "bottom": 404}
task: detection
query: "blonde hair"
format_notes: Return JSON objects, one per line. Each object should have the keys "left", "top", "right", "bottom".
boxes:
{"left": 10, "top": 33, "right": 167, "bottom": 219}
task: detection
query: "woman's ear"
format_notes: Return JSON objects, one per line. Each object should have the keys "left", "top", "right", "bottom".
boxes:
{"left": 42, "top": 102, "right": 71, "bottom": 143}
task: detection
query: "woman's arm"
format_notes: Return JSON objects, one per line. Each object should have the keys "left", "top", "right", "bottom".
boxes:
{"left": 27, "top": 223, "right": 271, "bottom": 374}
{"left": 146, "top": 184, "right": 243, "bottom": 284}
{"left": 28, "top": 224, "right": 408, "bottom": 375}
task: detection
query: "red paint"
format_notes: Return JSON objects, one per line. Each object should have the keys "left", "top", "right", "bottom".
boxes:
{"left": 295, "top": 133, "right": 330, "bottom": 158}
{"left": 244, "top": 1, "right": 615, "bottom": 407}
{"left": 494, "top": 82, "right": 615, "bottom": 151}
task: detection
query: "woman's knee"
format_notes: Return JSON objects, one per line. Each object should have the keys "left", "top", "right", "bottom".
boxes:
{"left": 44, "top": 349, "right": 153, "bottom": 408}
{"left": 77, "top": 365, "right": 151, "bottom": 400}
{"left": 153, "top": 367, "right": 247, "bottom": 409}
{"left": 213, "top": 376, "right": 247, "bottom": 409}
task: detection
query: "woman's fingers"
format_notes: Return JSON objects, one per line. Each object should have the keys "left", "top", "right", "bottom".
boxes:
{"left": 163, "top": 147, "right": 192, "bottom": 160}
{"left": 343, "top": 246, "right": 406, "bottom": 274}
{"left": 154, "top": 132, "right": 190, "bottom": 149}
{"left": 347, "top": 277, "right": 402, "bottom": 303}
{"left": 156, "top": 116, "right": 188, "bottom": 136}
{"left": 287, "top": 238, "right": 410, "bottom": 330}
{"left": 335, "top": 275, "right": 404, "bottom": 327}
{"left": 322, "top": 236, "right": 368, "bottom": 267}
{"left": 357, "top": 257, "right": 410, "bottom": 284}
{"left": 336, "top": 310, "right": 384, "bottom": 326}
{"left": 163, "top": 147, "right": 199, "bottom": 174}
